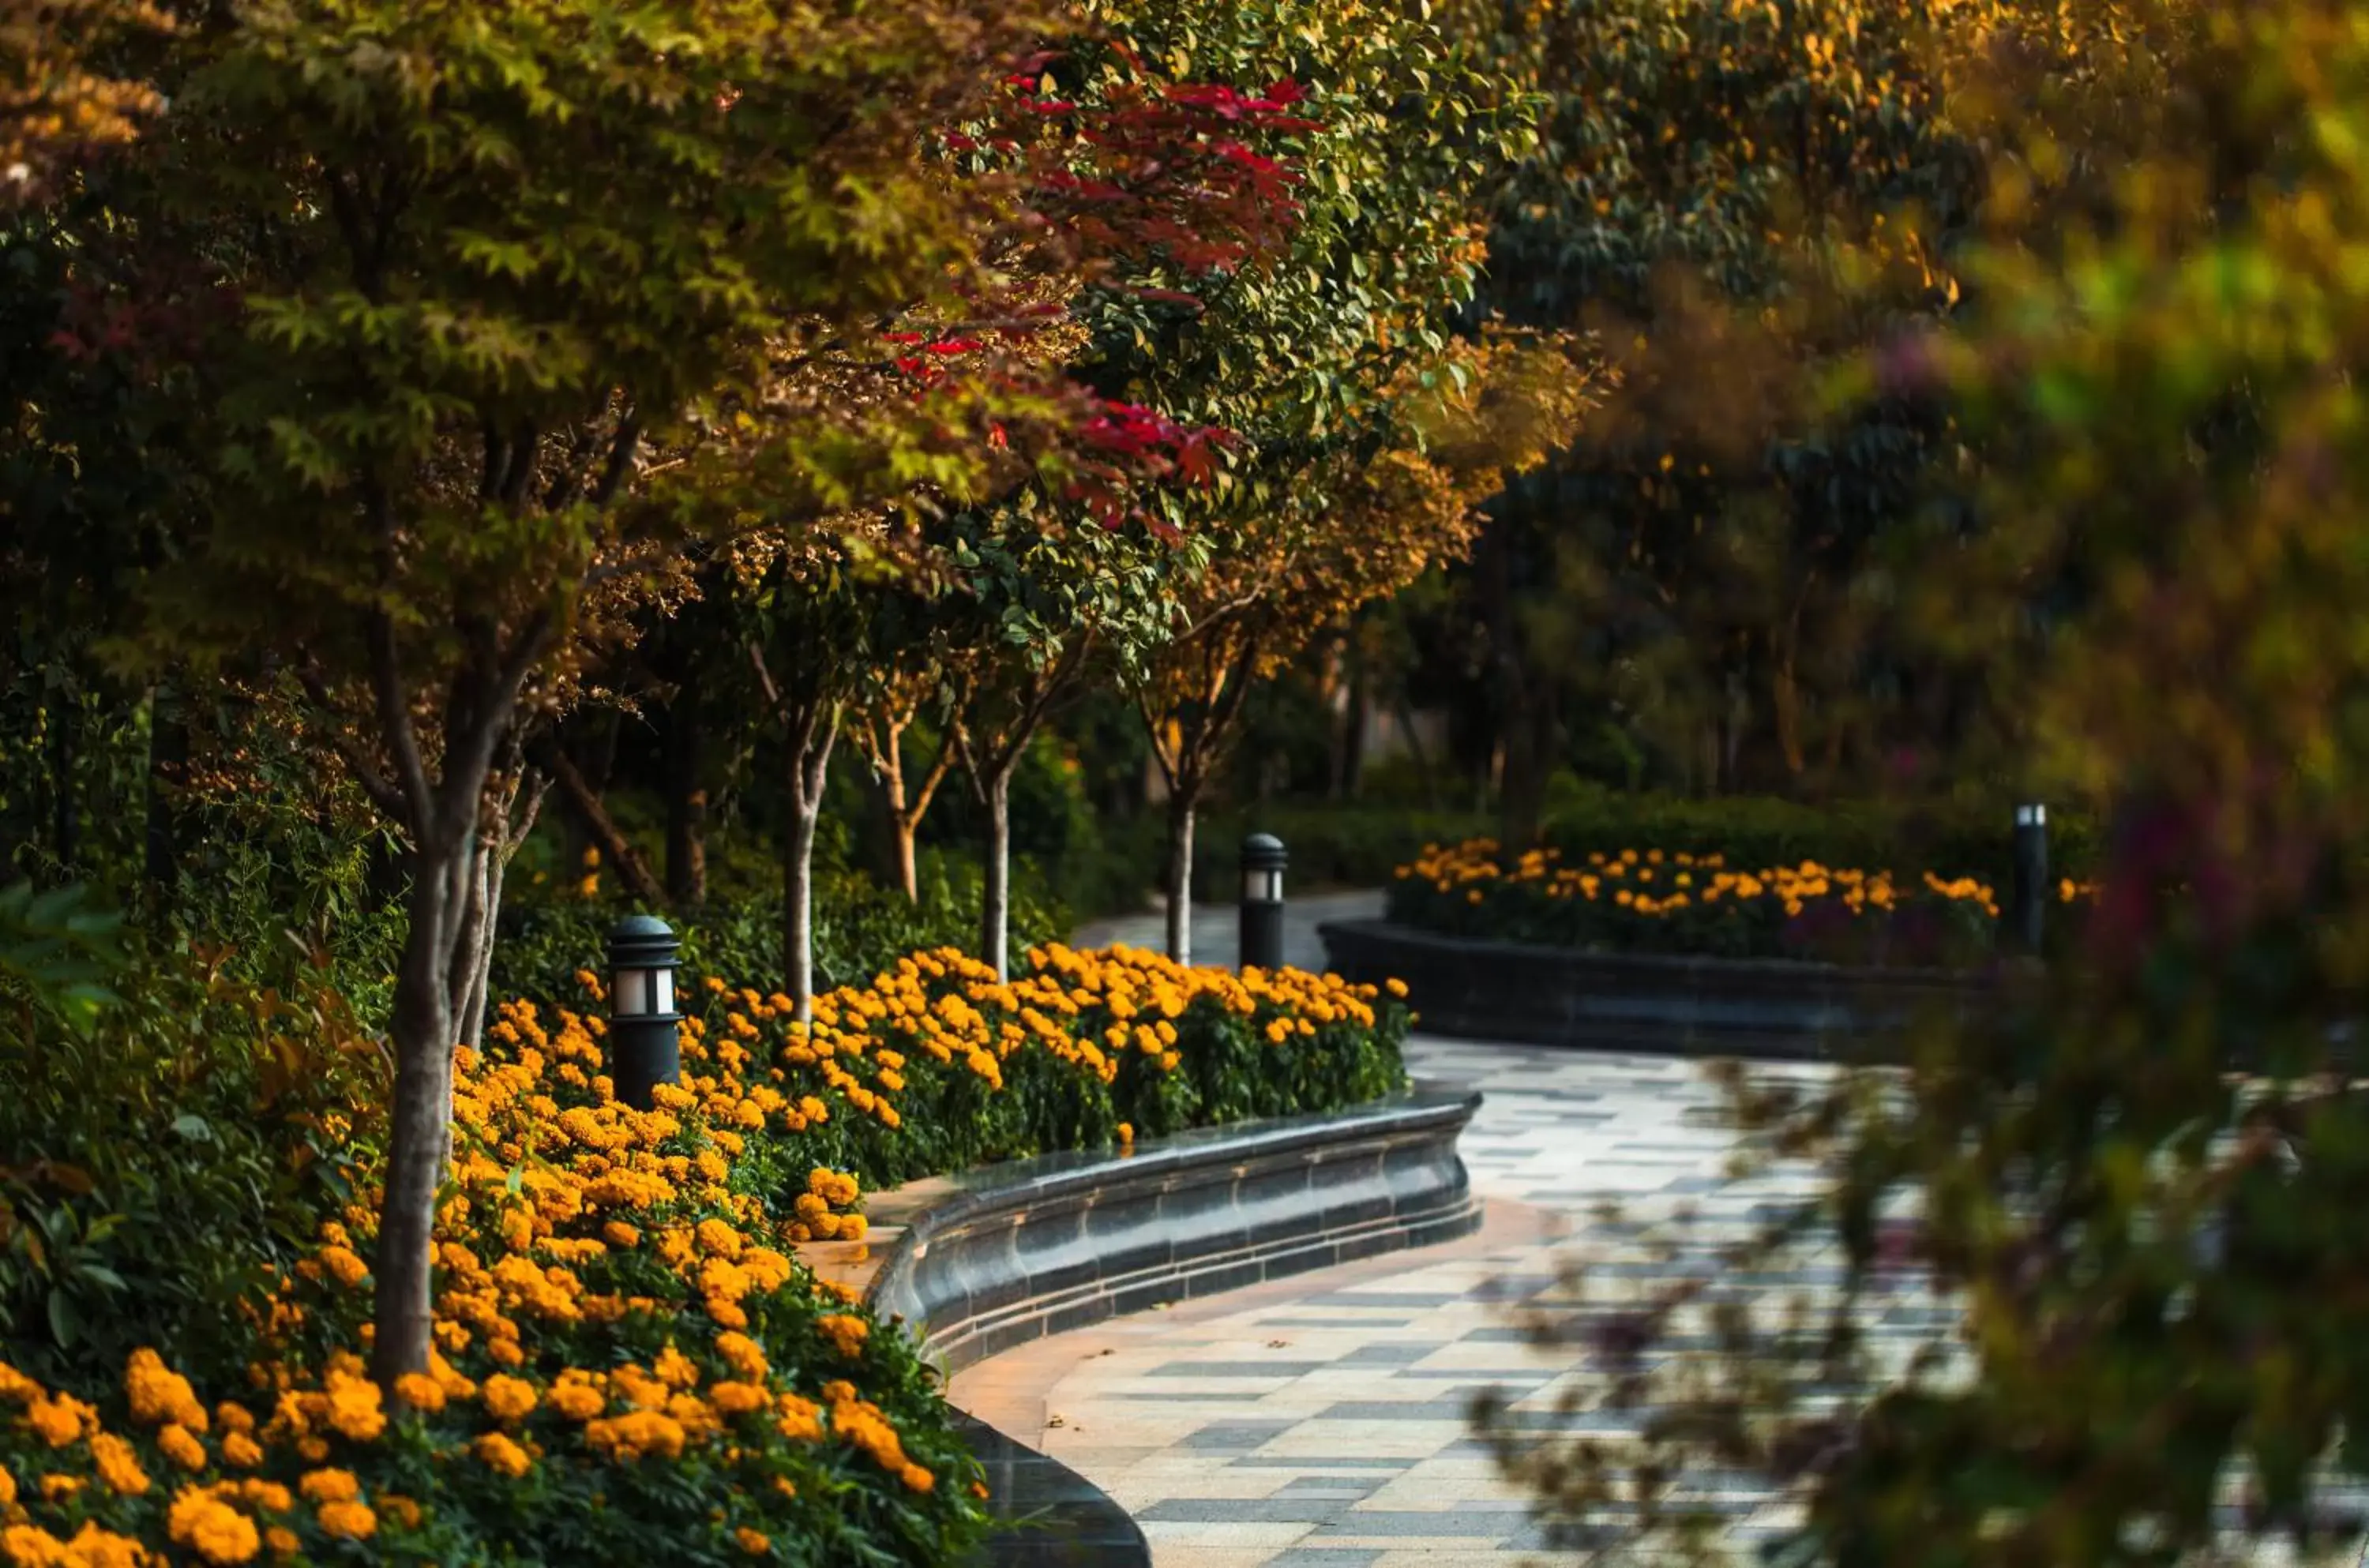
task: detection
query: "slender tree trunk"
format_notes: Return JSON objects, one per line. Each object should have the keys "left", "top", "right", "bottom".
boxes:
{"left": 1335, "top": 636, "right": 1368, "bottom": 801}
{"left": 456, "top": 768, "right": 547, "bottom": 1052}
{"left": 1395, "top": 696, "right": 1441, "bottom": 811}
{"left": 372, "top": 835, "right": 465, "bottom": 1390}
{"left": 665, "top": 705, "right": 707, "bottom": 906}
{"left": 783, "top": 707, "right": 838, "bottom": 1023}
{"left": 982, "top": 765, "right": 1013, "bottom": 982}
{"left": 1164, "top": 787, "right": 1196, "bottom": 966}
{"left": 446, "top": 838, "right": 490, "bottom": 1034}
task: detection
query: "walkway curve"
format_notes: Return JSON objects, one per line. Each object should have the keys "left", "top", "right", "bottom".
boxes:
{"left": 948, "top": 1037, "right": 1845, "bottom": 1566}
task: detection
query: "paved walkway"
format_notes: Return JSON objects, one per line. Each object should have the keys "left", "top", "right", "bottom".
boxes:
{"left": 950, "top": 1039, "right": 1862, "bottom": 1566}
{"left": 1070, "top": 891, "right": 1386, "bottom": 976}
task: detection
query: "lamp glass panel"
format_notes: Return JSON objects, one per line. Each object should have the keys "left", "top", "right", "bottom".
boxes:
{"left": 652, "top": 967, "right": 674, "bottom": 1015}
{"left": 614, "top": 966, "right": 649, "bottom": 1017}
{"left": 1243, "top": 866, "right": 1282, "bottom": 902}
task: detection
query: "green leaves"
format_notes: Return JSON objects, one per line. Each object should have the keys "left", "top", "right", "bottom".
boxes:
{"left": 0, "top": 880, "right": 123, "bottom": 1033}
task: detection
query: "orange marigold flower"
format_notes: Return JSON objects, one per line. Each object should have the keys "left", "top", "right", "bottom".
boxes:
{"left": 481, "top": 1375, "right": 537, "bottom": 1424}
{"left": 315, "top": 1500, "right": 376, "bottom": 1541}
{"left": 473, "top": 1431, "right": 532, "bottom": 1478}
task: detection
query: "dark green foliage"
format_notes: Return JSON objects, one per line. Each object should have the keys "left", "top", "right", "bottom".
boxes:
{"left": 0, "top": 951, "right": 377, "bottom": 1399}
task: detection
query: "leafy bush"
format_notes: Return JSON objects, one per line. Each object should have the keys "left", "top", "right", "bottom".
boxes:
{"left": 1539, "top": 781, "right": 2107, "bottom": 890}
{"left": 0, "top": 951, "right": 379, "bottom": 1403}
{"left": 0, "top": 1001, "right": 982, "bottom": 1567}
{"left": 1391, "top": 838, "right": 2099, "bottom": 966}
{"left": 658, "top": 942, "right": 1414, "bottom": 1193}
{"left": 491, "top": 848, "right": 1068, "bottom": 1011}
{"left": 0, "top": 943, "right": 1410, "bottom": 1564}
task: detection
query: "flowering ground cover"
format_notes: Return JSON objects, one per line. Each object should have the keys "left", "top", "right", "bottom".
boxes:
{"left": 1391, "top": 838, "right": 2099, "bottom": 967}
{"left": 0, "top": 945, "right": 1408, "bottom": 1566}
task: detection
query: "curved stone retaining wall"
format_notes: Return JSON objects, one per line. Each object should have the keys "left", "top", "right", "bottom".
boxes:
{"left": 866, "top": 1087, "right": 1482, "bottom": 1375}
{"left": 804, "top": 1090, "right": 1483, "bottom": 1567}
{"left": 1319, "top": 918, "right": 2016, "bottom": 1060}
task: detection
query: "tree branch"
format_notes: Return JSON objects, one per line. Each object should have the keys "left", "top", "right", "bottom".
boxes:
{"left": 294, "top": 659, "right": 412, "bottom": 828}
{"left": 591, "top": 414, "right": 644, "bottom": 508}
{"left": 536, "top": 738, "right": 668, "bottom": 908}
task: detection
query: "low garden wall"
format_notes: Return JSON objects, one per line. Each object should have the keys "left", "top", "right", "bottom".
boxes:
{"left": 798, "top": 1087, "right": 1484, "bottom": 1566}
{"left": 1320, "top": 917, "right": 2017, "bottom": 1060}
{"left": 863, "top": 1087, "right": 1481, "bottom": 1372}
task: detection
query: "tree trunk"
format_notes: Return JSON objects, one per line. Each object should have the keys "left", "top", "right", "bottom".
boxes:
{"left": 1164, "top": 788, "right": 1196, "bottom": 966}
{"left": 546, "top": 742, "right": 666, "bottom": 908}
{"left": 1335, "top": 636, "right": 1368, "bottom": 801}
{"left": 982, "top": 766, "right": 1013, "bottom": 982}
{"left": 783, "top": 707, "right": 838, "bottom": 1023}
{"left": 665, "top": 704, "right": 707, "bottom": 906}
{"left": 371, "top": 836, "right": 466, "bottom": 1390}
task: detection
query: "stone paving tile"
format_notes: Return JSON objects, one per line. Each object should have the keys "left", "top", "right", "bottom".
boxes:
{"left": 951, "top": 1030, "right": 2369, "bottom": 1566}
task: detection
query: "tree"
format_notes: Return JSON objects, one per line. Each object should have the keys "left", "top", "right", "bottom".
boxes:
{"left": 0, "top": 0, "right": 169, "bottom": 210}
{"left": 990, "top": 0, "right": 1575, "bottom": 961}
{"left": 1139, "top": 332, "right": 1595, "bottom": 959}
{"left": 1462, "top": 0, "right": 1988, "bottom": 834}
{"left": 92, "top": 0, "right": 1072, "bottom": 1393}
{"left": 1474, "top": 4, "right": 2369, "bottom": 1563}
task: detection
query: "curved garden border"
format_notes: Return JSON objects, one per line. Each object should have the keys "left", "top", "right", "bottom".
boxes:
{"left": 1318, "top": 917, "right": 2028, "bottom": 1061}
{"left": 797, "top": 1087, "right": 1484, "bottom": 1566}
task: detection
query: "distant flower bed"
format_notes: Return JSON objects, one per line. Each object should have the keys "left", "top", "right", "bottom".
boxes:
{"left": 0, "top": 945, "right": 1408, "bottom": 1566}
{"left": 1391, "top": 839, "right": 2098, "bottom": 967}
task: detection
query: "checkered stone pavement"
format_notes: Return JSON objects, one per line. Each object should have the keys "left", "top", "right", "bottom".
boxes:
{"left": 948, "top": 1037, "right": 1900, "bottom": 1567}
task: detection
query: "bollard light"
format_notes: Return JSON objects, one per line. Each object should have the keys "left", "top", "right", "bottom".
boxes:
{"left": 2006, "top": 803, "right": 2048, "bottom": 957}
{"left": 1239, "top": 832, "right": 1287, "bottom": 973}
{"left": 607, "top": 913, "right": 683, "bottom": 1109}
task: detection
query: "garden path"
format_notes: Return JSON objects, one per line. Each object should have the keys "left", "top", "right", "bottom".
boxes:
{"left": 1068, "top": 889, "right": 1385, "bottom": 975}
{"left": 947, "top": 1038, "right": 1859, "bottom": 1567}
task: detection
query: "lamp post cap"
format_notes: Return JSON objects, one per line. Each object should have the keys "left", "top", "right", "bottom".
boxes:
{"left": 1241, "top": 832, "right": 1287, "bottom": 866}
{"left": 607, "top": 913, "right": 681, "bottom": 963}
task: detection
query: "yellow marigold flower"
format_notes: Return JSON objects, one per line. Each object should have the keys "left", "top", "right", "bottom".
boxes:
{"left": 315, "top": 1500, "right": 376, "bottom": 1541}
{"left": 156, "top": 1422, "right": 209, "bottom": 1473}
{"left": 24, "top": 1397, "right": 83, "bottom": 1448}
{"left": 774, "top": 1395, "right": 823, "bottom": 1444}
{"left": 127, "top": 1349, "right": 208, "bottom": 1432}
{"left": 313, "top": 1371, "right": 382, "bottom": 1443}
{"left": 817, "top": 1315, "right": 869, "bottom": 1359}
{"left": 39, "top": 1473, "right": 80, "bottom": 1502}
{"left": 167, "top": 1487, "right": 262, "bottom": 1564}
{"left": 486, "top": 1337, "right": 525, "bottom": 1369}
{"left": 298, "top": 1469, "right": 359, "bottom": 1505}
{"left": 392, "top": 1373, "right": 445, "bottom": 1415}
{"left": 232, "top": 1479, "right": 291, "bottom": 1514}
{"left": 264, "top": 1526, "right": 298, "bottom": 1558}
{"left": 317, "top": 1245, "right": 369, "bottom": 1289}
{"left": 714, "top": 1333, "right": 768, "bottom": 1381}
{"left": 480, "top": 1375, "right": 537, "bottom": 1424}
{"left": 546, "top": 1380, "right": 605, "bottom": 1422}
{"left": 899, "top": 1463, "right": 935, "bottom": 1493}
{"left": 1116, "top": 1123, "right": 1134, "bottom": 1144}
{"left": 473, "top": 1431, "right": 532, "bottom": 1479}
{"left": 89, "top": 1431, "right": 152, "bottom": 1495}
{"left": 734, "top": 1526, "right": 771, "bottom": 1554}
{"left": 379, "top": 1494, "right": 421, "bottom": 1530}
{"left": 708, "top": 1381, "right": 768, "bottom": 1416}
{"left": 653, "top": 1346, "right": 701, "bottom": 1391}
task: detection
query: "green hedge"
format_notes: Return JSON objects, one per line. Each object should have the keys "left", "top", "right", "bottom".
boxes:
{"left": 1540, "top": 782, "right": 2107, "bottom": 887}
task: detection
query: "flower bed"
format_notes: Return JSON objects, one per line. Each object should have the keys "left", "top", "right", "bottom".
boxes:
{"left": 1391, "top": 838, "right": 2098, "bottom": 968}
{"left": 0, "top": 945, "right": 1407, "bottom": 1566}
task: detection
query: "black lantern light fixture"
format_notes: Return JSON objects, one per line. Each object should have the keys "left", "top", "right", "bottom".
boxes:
{"left": 1239, "top": 832, "right": 1286, "bottom": 973}
{"left": 607, "top": 913, "right": 683, "bottom": 1109}
{"left": 2007, "top": 803, "right": 2048, "bottom": 957}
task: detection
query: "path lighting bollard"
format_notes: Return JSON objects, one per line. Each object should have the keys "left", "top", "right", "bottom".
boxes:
{"left": 607, "top": 913, "right": 683, "bottom": 1110}
{"left": 2007, "top": 803, "right": 2048, "bottom": 957}
{"left": 1240, "top": 833, "right": 1287, "bottom": 973}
